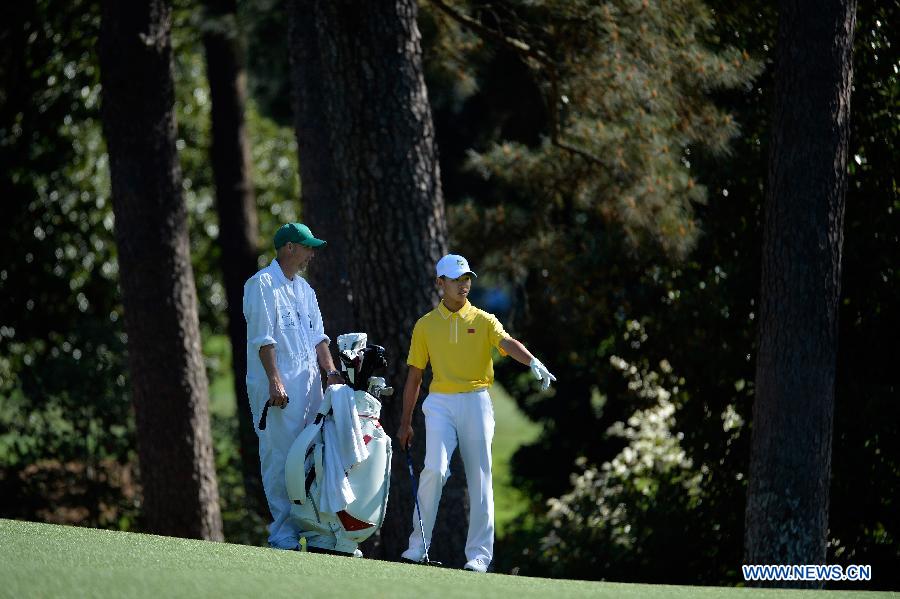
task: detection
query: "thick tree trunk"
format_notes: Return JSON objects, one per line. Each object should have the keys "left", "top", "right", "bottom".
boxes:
{"left": 286, "top": 0, "right": 464, "bottom": 565}
{"left": 287, "top": 2, "right": 355, "bottom": 336}
{"left": 201, "top": 0, "right": 267, "bottom": 518}
{"left": 745, "top": 0, "right": 855, "bottom": 585}
{"left": 99, "top": 0, "right": 223, "bottom": 540}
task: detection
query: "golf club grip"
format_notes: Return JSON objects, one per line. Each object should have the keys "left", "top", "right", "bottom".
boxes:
{"left": 258, "top": 394, "right": 291, "bottom": 430}
{"left": 258, "top": 401, "right": 271, "bottom": 430}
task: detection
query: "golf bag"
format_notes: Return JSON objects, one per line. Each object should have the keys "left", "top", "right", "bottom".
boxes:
{"left": 284, "top": 333, "right": 393, "bottom": 555}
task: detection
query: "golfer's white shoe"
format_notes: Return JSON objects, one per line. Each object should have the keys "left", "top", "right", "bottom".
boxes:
{"left": 463, "top": 558, "right": 488, "bottom": 573}
{"left": 353, "top": 549, "right": 364, "bottom": 558}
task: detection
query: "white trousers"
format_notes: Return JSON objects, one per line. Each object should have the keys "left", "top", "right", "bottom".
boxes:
{"left": 247, "top": 366, "right": 323, "bottom": 549}
{"left": 406, "top": 390, "right": 495, "bottom": 564}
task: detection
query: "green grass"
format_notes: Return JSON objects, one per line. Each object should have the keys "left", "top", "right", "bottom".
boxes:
{"left": 490, "top": 381, "right": 541, "bottom": 535}
{"left": 2, "top": 519, "right": 887, "bottom": 599}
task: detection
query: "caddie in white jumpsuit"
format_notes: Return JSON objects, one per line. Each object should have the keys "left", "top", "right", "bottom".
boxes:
{"left": 243, "top": 222, "right": 344, "bottom": 550}
{"left": 397, "top": 254, "right": 557, "bottom": 573}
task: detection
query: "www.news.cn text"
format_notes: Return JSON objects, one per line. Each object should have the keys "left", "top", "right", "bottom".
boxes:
{"left": 742, "top": 564, "right": 872, "bottom": 582}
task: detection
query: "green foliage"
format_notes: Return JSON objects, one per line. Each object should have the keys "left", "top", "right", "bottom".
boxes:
{"left": 426, "top": 0, "right": 759, "bottom": 515}
{"left": 1, "top": 0, "right": 299, "bottom": 540}
{"left": 2, "top": 0, "right": 896, "bottom": 585}
{"left": 419, "top": 2, "right": 764, "bottom": 583}
{"left": 210, "top": 401, "right": 269, "bottom": 545}
{"left": 454, "top": 0, "right": 761, "bottom": 255}
{"left": 239, "top": 0, "right": 294, "bottom": 126}
{"left": 203, "top": 334, "right": 268, "bottom": 545}
{"left": 425, "top": 0, "right": 899, "bottom": 588}
{"left": 0, "top": 0, "right": 131, "bottom": 473}
{"left": 0, "top": 0, "right": 141, "bottom": 531}
{"left": 827, "top": 2, "right": 900, "bottom": 580}
{"left": 501, "top": 354, "right": 746, "bottom": 582}
{"left": 171, "top": 3, "right": 301, "bottom": 333}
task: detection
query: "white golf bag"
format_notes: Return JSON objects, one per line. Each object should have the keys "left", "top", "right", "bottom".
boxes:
{"left": 284, "top": 333, "right": 393, "bottom": 555}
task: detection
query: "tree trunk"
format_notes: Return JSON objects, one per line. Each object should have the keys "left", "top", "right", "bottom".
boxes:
{"left": 287, "top": 1, "right": 355, "bottom": 336}
{"left": 99, "top": 0, "right": 223, "bottom": 541}
{"left": 201, "top": 0, "right": 268, "bottom": 518}
{"left": 286, "top": 0, "right": 464, "bottom": 565}
{"left": 745, "top": 0, "right": 855, "bottom": 585}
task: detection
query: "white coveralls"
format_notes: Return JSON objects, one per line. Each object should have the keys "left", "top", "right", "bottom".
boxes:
{"left": 243, "top": 258, "right": 329, "bottom": 549}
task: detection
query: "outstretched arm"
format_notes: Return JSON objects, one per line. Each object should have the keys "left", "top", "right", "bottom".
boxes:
{"left": 499, "top": 337, "right": 535, "bottom": 366}
{"left": 500, "top": 337, "right": 557, "bottom": 391}
{"left": 397, "top": 365, "right": 424, "bottom": 450}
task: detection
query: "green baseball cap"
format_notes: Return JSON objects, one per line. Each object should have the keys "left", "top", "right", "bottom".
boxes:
{"left": 273, "top": 223, "right": 327, "bottom": 250}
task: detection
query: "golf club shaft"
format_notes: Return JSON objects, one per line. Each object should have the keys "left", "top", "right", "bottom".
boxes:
{"left": 405, "top": 450, "right": 431, "bottom": 562}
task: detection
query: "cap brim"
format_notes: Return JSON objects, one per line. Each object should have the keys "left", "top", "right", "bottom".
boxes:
{"left": 301, "top": 238, "right": 327, "bottom": 248}
{"left": 441, "top": 269, "right": 477, "bottom": 279}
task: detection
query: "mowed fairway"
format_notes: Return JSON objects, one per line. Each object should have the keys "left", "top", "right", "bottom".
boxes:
{"left": 1, "top": 519, "right": 890, "bottom": 599}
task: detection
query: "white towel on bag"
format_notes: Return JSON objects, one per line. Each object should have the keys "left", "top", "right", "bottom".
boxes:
{"left": 319, "top": 385, "right": 370, "bottom": 513}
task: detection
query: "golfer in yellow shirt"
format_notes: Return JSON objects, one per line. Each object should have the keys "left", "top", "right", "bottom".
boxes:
{"left": 397, "top": 254, "right": 556, "bottom": 573}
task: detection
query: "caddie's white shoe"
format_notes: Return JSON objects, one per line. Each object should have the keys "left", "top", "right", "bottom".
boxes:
{"left": 463, "top": 558, "right": 488, "bottom": 573}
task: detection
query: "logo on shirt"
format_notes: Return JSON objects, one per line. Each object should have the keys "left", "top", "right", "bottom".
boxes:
{"left": 279, "top": 310, "right": 298, "bottom": 329}
{"left": 468, "top": 328, "right": 475, "bottom": 334}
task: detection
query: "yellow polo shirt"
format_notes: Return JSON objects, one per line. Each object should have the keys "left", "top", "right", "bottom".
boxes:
{"left": 407, "top": 300, "right": 510, "bottom": 394}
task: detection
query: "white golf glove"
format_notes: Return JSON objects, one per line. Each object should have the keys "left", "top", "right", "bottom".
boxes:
{"left": 529, "top": 357, "right": 557, "bottom": 391}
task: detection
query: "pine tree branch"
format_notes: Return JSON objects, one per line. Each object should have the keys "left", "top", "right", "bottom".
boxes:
{"left": 428, "top": 0, "right": 609, "bottom": 169}
{"left": 429, "top": 0, "right": 553, "bottom": 68}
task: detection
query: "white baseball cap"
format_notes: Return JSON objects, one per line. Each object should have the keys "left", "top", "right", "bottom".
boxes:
{"left": 436, "top": 254, "right": 477, "bottom": 279}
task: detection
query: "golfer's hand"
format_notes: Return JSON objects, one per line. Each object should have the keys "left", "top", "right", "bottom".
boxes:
{"left": 268, "top": 376, "right": 290, "bottom": 408}
{"left": 397, "top": 423, "right": 414, "bottom": 451}
{"left": 326, "top": 373, "right": 344, "bottom": 388}
{"left": 530, "top": 357, "right": 557, "bottom": 391}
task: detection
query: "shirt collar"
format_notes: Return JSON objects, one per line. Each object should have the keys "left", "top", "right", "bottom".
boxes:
{"left": 269, "top": 258, "right": 293, "bottom": 286}
{"left": 438, "top": 299, "right": 474, "bottom": 319}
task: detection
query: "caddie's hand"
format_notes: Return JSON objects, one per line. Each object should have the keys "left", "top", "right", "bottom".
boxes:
{"left": 397, "top": 423, "right": 414, "bottom": 451}
{"left": 530, "top": 357, "right": 557, "bottom": 391}
{"left": 268, "top": 376, "right": 290, "bottom": 408}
